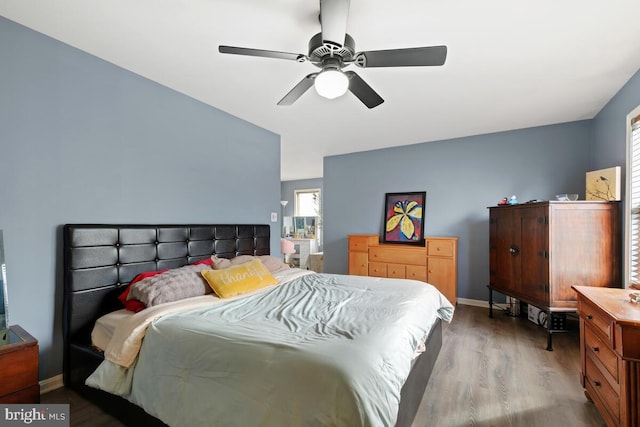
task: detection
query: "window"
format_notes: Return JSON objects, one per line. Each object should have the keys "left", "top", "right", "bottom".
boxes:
{"left": 295, "top": 188, "right": 321, "bottom": 216}
{"left": 294, "top": 188, "right": 322, "bottom": 250}
{"left": 626, "top": 105, "right": 640, "bottom": 288}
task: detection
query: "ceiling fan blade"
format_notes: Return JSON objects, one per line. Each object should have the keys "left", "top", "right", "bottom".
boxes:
{"left": 219, "top": 45, "right": 307, "bottom": 62}
{"left": 320, "top": 0, "right": 350, "bottom": 48}
{"left": 355, "top": 46, "right": 447, "bottom": 68}
{"left": 345, "top": 71, "right": 384, "bottom": 109}
{"left": 277, "top": 74, "right": 317, "bottom": 106}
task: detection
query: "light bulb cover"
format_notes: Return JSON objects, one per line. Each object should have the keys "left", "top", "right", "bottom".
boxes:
{"left": 314, "top": 69, "right": 349, "bottom": 99}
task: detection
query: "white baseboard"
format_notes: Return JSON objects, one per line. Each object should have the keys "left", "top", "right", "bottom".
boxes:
{"left": 40, "top": 374, "right": 64, "bottom": 394}
{"left": 457, "top": 297, "right": 488, "bottom": 307}
{"left": 457, "top": 298, "right": 509, "bottom": 310}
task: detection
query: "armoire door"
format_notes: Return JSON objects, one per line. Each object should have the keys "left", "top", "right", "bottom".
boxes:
{"left": 490, "top": 207, "right": 521, "bottom": 296}
{"left": 518, "top": 207, "right": 549, "bottom": 307}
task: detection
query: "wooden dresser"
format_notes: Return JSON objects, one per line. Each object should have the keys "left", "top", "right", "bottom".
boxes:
{"left": 488, "top": 201, "right": 621, "bottom": 349}
{"left": 348, "top": 234, "right": 458, "bottom": 305}
{"left": 0, "top": 325, "right": 40, "bottom": 403}
{"left": 573, "top": 286, "right": 640, "bottom": 427}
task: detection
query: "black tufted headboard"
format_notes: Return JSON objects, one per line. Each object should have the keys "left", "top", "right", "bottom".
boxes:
{"left": 62, "top": 223, "right": 270, "bottom": 388}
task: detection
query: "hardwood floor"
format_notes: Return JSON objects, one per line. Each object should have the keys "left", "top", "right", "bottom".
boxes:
{"left": 42, "top": 304, "right": 606, "bottom": 427}
{"left": 416, "top": 304, "right": 606, "bottom": 427}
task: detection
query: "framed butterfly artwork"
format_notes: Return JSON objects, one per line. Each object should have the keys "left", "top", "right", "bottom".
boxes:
{"left": 382, "top": 192, "right": 426, "bottom": 245}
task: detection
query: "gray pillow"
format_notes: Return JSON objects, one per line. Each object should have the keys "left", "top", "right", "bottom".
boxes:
{"left": 127, "top": 264, "right": 212, "bottom": 307}
{"left": 211, "top": 255, "right": 290, "bottom": 273}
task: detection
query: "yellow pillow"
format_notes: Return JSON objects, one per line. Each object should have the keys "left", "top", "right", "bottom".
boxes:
{"left": 201, "top": 259, "right": 278, "bottom": 298}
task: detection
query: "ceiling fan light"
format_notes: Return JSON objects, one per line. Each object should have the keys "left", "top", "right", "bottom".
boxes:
{"left": 314, "top": 69, "right": 349, "bottom": 99}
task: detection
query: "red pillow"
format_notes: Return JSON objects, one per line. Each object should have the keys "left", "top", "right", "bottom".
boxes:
{"left": 118, "top": 269, "right": 167, "bottom": 312}
{"left": 122, "top": 298, "right": 147, "bottom": 313}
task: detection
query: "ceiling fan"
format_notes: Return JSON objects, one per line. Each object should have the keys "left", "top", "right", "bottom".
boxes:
{"left": 218, "top": 0, "right": 447, "bottom": 109}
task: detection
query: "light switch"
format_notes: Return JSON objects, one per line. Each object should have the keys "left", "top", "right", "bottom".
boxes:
{"left": 271, "top": 212, "right": 278, "bottom": 222}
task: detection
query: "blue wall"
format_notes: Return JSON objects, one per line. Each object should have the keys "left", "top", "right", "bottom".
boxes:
{"left": 592, "top": 69, "right": 640, "bottom": 170}
{"left": 280, "top": 178, "right": 324, "bottom": 217}
{"left": 0, "top": 17, "right": 281, "bottom": 380}
{"left": 323, "top": 121, "right": 593, "bottom": 302}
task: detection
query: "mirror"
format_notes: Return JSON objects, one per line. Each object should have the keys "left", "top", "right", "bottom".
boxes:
{"left": 0, "top": 230, "right": 8, "bottom": 345}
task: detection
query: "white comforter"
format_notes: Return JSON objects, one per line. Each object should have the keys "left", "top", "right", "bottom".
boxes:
{"left": 87, "top": 270, "right": 454, "bottom": 427}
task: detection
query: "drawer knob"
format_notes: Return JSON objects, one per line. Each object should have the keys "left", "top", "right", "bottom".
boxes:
{"left": 594, "top": 380, "right": 602, "bottom": 387}
{"left": 586, "top": 314, "right": 593, "bottom": 320}
{"left": 592, "top": 346, "right": 599, "bottom": 353}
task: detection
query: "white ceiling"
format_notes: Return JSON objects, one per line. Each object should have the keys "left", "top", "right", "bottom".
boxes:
{"left": 2, "top": 1, "right": 640, "bottom": 180}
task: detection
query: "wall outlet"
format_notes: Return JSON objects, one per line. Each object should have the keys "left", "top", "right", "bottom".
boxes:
{"left": 271, "top": 212, "right": 278, "bottom": 222}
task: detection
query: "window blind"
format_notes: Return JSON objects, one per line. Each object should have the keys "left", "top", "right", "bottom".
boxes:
{"left": 629, "top": 114, "right": 640, "bottom": 285}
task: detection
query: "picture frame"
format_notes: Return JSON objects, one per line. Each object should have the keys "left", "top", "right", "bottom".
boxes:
{"left": 585, "top": 166, "right": 621, "bottom": 201}
{"left": 383, "top": 192, "right": 426, "bottom": 245}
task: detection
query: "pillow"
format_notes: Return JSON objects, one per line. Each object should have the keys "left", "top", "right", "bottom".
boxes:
{"left": 211, "top": 255, "right": 232, "bottom": 270}
{"left": 191, "top": 258, "right": 213, "bottom": 267}
{"left": 212, "top": 254, "right": 256, "bottom": 270}
{"left": 118, "top": 259, "right": 214, "bottom": 312}
{"left": 211, "top": 254, "right": 290, "bottom": 273}
{"left": 118, "top": 269, "right": 168, "bottom": 312}
{"left": 257, "top": 255, "right": 290, "bottom": 273}
{"left": 127, "top": 264, "right": 213, "bottom": 307}
{"left": 230, "top": 255, "right": 256, "bottom": 265}
{"left": 201, "top": 259, "right": 278, "bottom": 298}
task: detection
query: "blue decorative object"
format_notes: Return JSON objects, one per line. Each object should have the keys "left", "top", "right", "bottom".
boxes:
{"left": 508, "top": 195, "right": 518, "bottom": 205}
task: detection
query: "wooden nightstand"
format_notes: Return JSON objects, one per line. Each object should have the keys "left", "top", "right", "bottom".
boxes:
{"left": 574, "top": 287, "right": 640, "bottom": 427}
{"left": 0, "top": 325, "right": 40, "bottom": 403}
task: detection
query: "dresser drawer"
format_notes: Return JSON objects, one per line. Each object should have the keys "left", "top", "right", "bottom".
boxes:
{"left": 427, "top": 239, "right": 454, "bottom": 257}
{"left": 585, "top": 355, "right": 620, "bottom": 425}
{"left": 369, "top": 246, "right": 426, "bottom": 265}
{"left": 579, "top": 298, "right": 614, "bottom": 344}
{"left": 387, "top": 263, "right": 406, "bottom": 278}
{"left": 368, "top": 262, "right": 387, "bottom": 277}
{"left": 349, "top": 235, "right": 377, "bottom": 252}
{"left": 406, "top": 265, "right": 427, "bottom": 282}
{"left": 585, "top": 324, "right": 619, "bottom": 384}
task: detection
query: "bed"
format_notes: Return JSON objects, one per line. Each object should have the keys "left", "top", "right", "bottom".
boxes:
{"left": 62, "top": 224, "right": 452, "bottom": 426}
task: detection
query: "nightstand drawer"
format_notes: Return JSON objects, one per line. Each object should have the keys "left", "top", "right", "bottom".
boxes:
{"left": 585, "top": 355, "right": 620, "bottom": 425}
{"left": 585, "top": 324, "right": 619, "bottom": 384}
{"left": 579, "top": 298, "right": 614, "bottom": 344}
{"left": 0, "top": 385, "right": 40, "bottom": 404}
{"left": 0, "top": 345, "right": 38, "bottom": 398}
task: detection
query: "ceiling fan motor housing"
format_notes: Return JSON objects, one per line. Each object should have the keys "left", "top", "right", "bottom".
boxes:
{"left": 308, "top": 32, "right": 355, "bottom": 67}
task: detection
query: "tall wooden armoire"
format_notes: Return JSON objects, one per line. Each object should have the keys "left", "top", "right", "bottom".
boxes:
{"left": 488, "top": 201, "right": 621, "bottom": 349}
